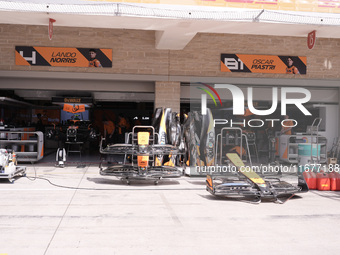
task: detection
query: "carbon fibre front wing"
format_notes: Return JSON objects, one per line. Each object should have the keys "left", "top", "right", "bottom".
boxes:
{"left": 206, "top": 173, "right": 308, "bottom": 203}
{"left": 100, "top": 143, "right": 181, "bottom": 156}
{"left": 100, "top": 164, "right": 182, "bottom": 184}
{"left": 99, "top": 134, "right": 183, "bottom": 183}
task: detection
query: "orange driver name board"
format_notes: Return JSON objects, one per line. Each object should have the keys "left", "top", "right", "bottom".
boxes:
{"left": 221, "top": 54, "right": 307, "bottom": 74}
{"left": 15, "top": 46, "right": 112, "bottom": 68}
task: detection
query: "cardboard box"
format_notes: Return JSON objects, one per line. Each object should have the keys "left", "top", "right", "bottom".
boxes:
{"left": 328, "top": 158, "right": 337, "bottom": 165}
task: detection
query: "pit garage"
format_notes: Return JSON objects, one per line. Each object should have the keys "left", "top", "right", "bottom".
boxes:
{"left": 1, "top": 75, "right": 339, "bottom": 167}
{"left": 0, "top": 75, "right": 156, "bottom": 164}
{"left": 2, "top": 1, "right": 340, "bottom": 253}
{"left": 193, "top": 87, "right": 337, "bottom": 175}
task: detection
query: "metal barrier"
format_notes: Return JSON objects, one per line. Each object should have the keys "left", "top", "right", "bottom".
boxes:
{"left": 0, "top": 131, "right": 44, "bottom": 162}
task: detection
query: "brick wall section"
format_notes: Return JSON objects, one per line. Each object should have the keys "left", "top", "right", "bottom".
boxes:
{"left": 0, "top": 25, "right": 170, "bottom": 75}
{"left": 1, "top": 24, "right": 340, "bottom": 79}
{"left": 169, "top": 33, "right": 340, "bottom": 79}
{"left": 154, "top": 81, "right": 180, "bottom": 112}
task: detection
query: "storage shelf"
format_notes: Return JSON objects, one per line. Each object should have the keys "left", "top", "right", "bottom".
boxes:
{"left": 0, "top": 140, "right": 37, "bottom": 144}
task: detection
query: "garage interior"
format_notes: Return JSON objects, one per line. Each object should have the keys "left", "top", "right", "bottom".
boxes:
{"left": 1, "top": 78, "right": 339, "bottom": 166}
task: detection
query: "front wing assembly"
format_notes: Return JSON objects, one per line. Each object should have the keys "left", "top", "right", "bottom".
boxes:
{"left": 206, "top": 174, "right": 308, "bottom": 203}
{"left": 99, "top": 139, "right": 183, "bottom": 183}
{"left": 100, "top": 165, "right": 182, "bottom": 180}
{"left": 206, "top": 153, "right": 308, "bottom": 203}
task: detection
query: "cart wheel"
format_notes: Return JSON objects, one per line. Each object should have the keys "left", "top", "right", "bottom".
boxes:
{"left": 274, "top": 198, "right": 284, "bottom": 204}
{"left": 253, "top": 196, "right": 261, "bottom": 204}
{"left": 154, "top": 177, "right": 160, "bottom": 185}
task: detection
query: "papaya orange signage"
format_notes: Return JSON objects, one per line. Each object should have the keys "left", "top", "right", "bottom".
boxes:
{"left": 94, "top": 0, "right": 340, "bottom": 14}
{"left": 63, "top": 104, "right": 86, "bottom": 113}
{"left": 221, "top": 54, "right": 307, "bottom": 74}
{"left": 15, "top": 46, "right": 112, "bottom": 67}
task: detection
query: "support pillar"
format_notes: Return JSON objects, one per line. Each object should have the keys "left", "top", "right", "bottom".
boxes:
{"left": 154, "top": 81, "right": 180, "bottom": 113}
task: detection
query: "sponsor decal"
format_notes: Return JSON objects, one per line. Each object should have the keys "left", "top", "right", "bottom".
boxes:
{"left": 48, "top": 18, "right": 56, "bottom": 40}
{"left": 63, "top": 104, "right": 86, "bottom": 114}
{"left": 15, "top": 46, "right": 112, "bottom": 67}
{"left": 308, "top": 30, "right": 316, "bottom": 49}
{"left": 221, "top": 54, "right": 307, "bottom": 74}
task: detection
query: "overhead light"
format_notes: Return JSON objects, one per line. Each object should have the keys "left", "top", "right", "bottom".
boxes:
{"left": 0, "top": 96, "right": 33, "bottom": 107}
{"left": 313, "top": 104, "right": 326, "bottom": 107}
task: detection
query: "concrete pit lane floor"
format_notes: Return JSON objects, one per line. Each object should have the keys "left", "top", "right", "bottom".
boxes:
{"left": 1, "top": 163, "right": 340, "bottom": 255}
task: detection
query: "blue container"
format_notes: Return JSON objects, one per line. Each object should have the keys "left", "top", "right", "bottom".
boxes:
{"left": 298, "top": 143, "right": 321, "bottom": 157}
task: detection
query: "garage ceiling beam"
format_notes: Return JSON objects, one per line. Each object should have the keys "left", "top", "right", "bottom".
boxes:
{"left": 155, "top": 30, "right": 197, "bottom": 50}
